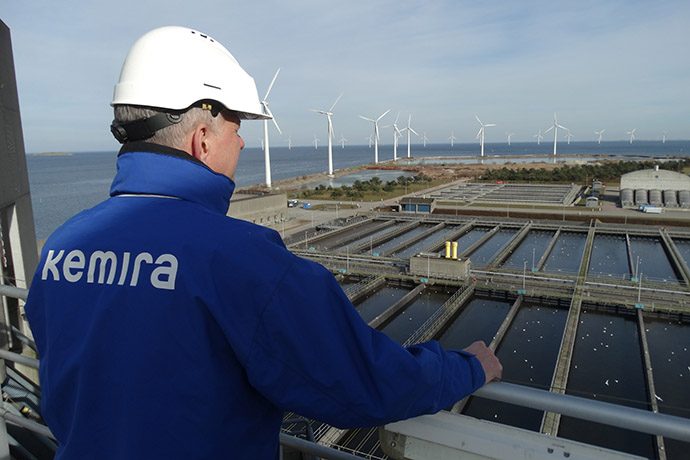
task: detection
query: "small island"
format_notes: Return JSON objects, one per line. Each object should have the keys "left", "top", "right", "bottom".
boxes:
{"left": 32, "top": 152, "right": 73, "bottom": 157}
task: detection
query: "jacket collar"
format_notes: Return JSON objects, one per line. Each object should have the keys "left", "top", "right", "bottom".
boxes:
{"left": 110, "top": 142, "right": 235, "bottom": 215}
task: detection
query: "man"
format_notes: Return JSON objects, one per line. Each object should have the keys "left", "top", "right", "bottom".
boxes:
{"left": 26, "top": 26, "right": 501, "bottom": 459}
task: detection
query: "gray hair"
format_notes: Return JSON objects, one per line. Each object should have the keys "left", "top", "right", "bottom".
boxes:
{"left": 113, "top": 105, "right": 224, "bottom": 149}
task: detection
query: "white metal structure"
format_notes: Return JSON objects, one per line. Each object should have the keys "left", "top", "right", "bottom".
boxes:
{"left": 661, "top": 131, "right": 667, "bottom": 144}
{"left": 544, "top": 113, "right": 568, "bottom": 156}
{"left": 339, "top": 134, "right": 347, "bottom": 149}
{"left": 534, "top": 129, "right": 543, "bottom": 145}
{"left": 505, "top": 132, "right": 514, "bottom": 146}
{"left": 595, "top": 128, "right": 605, "bottom": 144}
{"left": 359, "top": 109, "right": 390, "bottom": 163}
{"left": 448, "top": 131, "right": 456, "bottom": 147}
{"left": 421, "top": 132, "right": 429, "bottom": 147}
{"left": 260, "top": 69, "right": 282, "bottom": 187}
{"left": 475, "top": 115, "right": 495, "bottom": 157}
{"left": 310, "top": 93, "right": 342, "bottom": 176}
{"left": 627, "top": 128, "right": 636, "bottom": 144}
{"left": 312, "top": 135, "right": 319, "bottom": 149}
{"left": 384, "top": 113, "right": 403, "bottom": 160}
{"left": 400, "top": 114, "right": 419, "bottom": 158}
{"left": 364, "top": 134, "right": 373, "bottom": 148}
{"left": 565, "top": 129, "right": 574, "bottom": 144}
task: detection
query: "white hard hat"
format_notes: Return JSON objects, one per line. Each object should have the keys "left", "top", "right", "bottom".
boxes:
{"left": 111, "top": 26, "right": 269, "bottom": 120}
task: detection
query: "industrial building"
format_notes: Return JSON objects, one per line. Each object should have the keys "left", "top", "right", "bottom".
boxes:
{"left": 227, "top": 191, "right": 286, "bottom": 226}
{"left": 620, "top": 166, "right": 690, "bottom": 209}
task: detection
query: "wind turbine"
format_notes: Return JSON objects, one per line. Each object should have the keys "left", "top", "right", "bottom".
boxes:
{"left": 400, "top": 114, "right": 418, "bottom": 158}
{"left": 661, "top": 131, "right": 667, "bottom": 144}
{"left": 534, "top": 129, "right": 543, "bottom": 145}
{"left": 594, "top": 129, "right": 605, "bottom": 144}
{"left": 544, "top": 113, "right": 568, "bottom": 156}
{"left": 449, "top": 132, "right": 457, "bottom": 147}
{"left": 564, "top": 129, "right": 574, "bottom": 145}
{"left": 287, "top": 136, "right": 292, "bottom": 150}
{"left": 475, "top": 115, "right": 495, "bottom": 157}
{"left": 260, "top": 68, "right": 282, "bottom": 187}
{"left": 339, "top": 134, "right": 347, "bottom": 148}
{"left": 505, "top": 132, "right": 514, "bottom": 146}
{"left": 359, "top": 109, "right": 390, "bottom": 163}
{"left": 421, "top": 132, "right": 429, "bottom": 147}
{"left": 365, "top": 134, "right": 373, "bottom": 148}
{"left": 312, "top": 135, "right": 319, "bottom": 149}
{"left": 627, "top": 128, "right": 636, "bottom": 144}
{"left": 384, "top": 113, "right": 403, "bottom": 160}
{"left": 310, "top": 93, "right": 343, "bottom": 176}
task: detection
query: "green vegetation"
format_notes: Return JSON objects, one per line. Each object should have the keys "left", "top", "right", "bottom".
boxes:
{"left": 290, "top": 173, "right": 437, "bottom": 201}
{"left": 478, "top": 159, "right": 690, "bottom": 184}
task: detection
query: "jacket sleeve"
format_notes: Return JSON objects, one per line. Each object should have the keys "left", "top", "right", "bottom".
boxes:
{"left": 240, "top": 253, "right": 486, "bottom": 429}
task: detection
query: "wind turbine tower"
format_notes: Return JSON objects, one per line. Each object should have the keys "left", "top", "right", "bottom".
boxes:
{"left": 544, "top": 113, "right": 568, "bottom": 156}
{"left": 313, "top": 135, "right": 319, "bottom": 149}
{"left": 662, "top": 131, "right": 667, "bottom": 144}
{"left": 359, "top": 109, "right": 390, "bottom": 163}
{"left": 505, "top": 132, "right": 514, "bottom": 146}
{"left": 260, "top": 68, "right": 282, "bottom": 187}
{"left": 627, "top": 128, "right": 636, "bottom": 144}
{"left": 594, "top": 129, "right": 605, "bottom": 144}
{"left": 385, "top": 113, "right": 403, "bottom": 160}
{"left": 310, "top": 93, "right": 343, "bottom": 176}
{"left": 565, "top": 129, "right": 574, "bottom": 145}
{"left": 401, "top": 114, "right": 418, "bottom": 158}
{"left": 534, "top": 129, "right": 543, "bottom": 145}
{"left": 449, "top": 132, "right": 457, "bottom": 147}
{"left": 475, "top": 115, "right": 495, "bottom": 157}
{"left": 339, "top": 134, "right": 347, "bottom": 148}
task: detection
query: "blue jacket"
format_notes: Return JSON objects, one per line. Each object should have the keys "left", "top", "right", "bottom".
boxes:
{"left": 26, "top": 142, "right": 485, "bottom": 459}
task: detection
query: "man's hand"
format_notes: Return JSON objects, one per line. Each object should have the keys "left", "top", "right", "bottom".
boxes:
{"left": 463, "top": 341, "right": 502, "bottom": 384}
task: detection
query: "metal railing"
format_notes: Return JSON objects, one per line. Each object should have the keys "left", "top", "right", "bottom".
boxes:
{"left": 2, "top": 285, "right": 690, "bottom": 458}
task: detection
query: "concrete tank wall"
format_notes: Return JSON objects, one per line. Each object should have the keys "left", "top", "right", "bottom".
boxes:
{"left": 679, "top": 190, "right": 690, "bottom": 208}
{"left": 648, "top": 189, "right": 663, "bottom": 207}
{"left": 664, "top": 190, "right": 678, "bottom": 207}
{"left": 621, "top": 189, "right": 634, "bottom": 207}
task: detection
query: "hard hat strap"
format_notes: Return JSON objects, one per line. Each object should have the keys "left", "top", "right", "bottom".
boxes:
{"left": 110, "top": 112, "right": 184, "bottom": 144}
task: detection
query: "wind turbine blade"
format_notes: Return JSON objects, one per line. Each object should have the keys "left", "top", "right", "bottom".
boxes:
{"left": 476, "top": 127, "right": 483, "bottom": 139}
{"left": 409, "top": 128, "right": 419, "bottom": 136}
{"left": 486, "top": 123, "right": 496, "bottom": 127}
{"left": 264, "top": 68, "right": 280, "bottom": 100}
{"left": 329, "top": 93, "right": 343, "bottom": 111}
{"left": 359, "top": 115, "right": 375, "bottom": 122}
{"left": 272, "top": 116, "right": 282, "bottom": 135}
{"left": 544, "top": 126, "right": 554, "bottom": 133}
{"left": 377, "top": 109, "right": 391, "bottom": 121}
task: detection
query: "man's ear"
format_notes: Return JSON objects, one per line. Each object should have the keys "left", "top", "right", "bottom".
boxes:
{"left": 190, "top": 124, "right": 211, "bottom": 163}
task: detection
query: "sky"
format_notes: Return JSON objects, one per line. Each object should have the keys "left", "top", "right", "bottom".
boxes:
{"left": 3, "top": 0, "right": 690, "bottom": 153}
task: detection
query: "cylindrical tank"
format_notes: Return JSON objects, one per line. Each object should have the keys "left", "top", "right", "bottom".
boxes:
{"left": 679, "top": 190, "right": 690, "bottom": 208}
{"left": 452, "top": 242, "right": 458, "bottom": 260}
{"left": 664, "top": 190, "right": 678, "bottom": 207}
{"left": 445, "top": 241, "right": 451, "bottom": 259}
{"left": 649, "top": 189, "right": 663, "bottom": 207}
{"left": 635, "top": 189, "right": 648, "bottom": 206}
{"left": 620, "top": 189, "right": 634, "bottom": 207}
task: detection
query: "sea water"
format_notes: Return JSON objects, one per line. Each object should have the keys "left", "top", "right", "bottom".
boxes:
{"left": 25, "top": 140, "right": 690, "bottom": 240}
